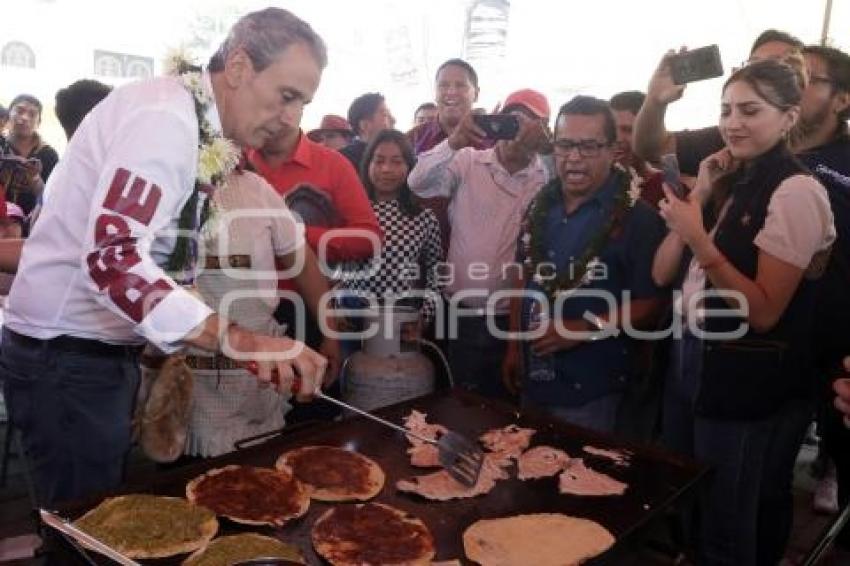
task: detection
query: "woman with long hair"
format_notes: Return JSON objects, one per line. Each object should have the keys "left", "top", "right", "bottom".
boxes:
{"left": 337, "top": 129, "right": 443, "bottom": 329}
{"left": 652, "top": 59, "right": 835, "bottom": 565}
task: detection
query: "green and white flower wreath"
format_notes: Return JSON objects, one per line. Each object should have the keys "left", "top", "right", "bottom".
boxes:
{"left": 163, "top": 47, "right": 240, "bottom": 276}
{"left": 518, "top": 164, "right": 638, "bottom": 302}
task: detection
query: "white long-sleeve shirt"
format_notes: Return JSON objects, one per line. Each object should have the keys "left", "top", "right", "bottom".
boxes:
{"left": 5, "top": 75, "right": 218, "bottom": 352}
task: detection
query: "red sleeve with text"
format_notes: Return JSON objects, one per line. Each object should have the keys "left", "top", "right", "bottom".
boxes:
{"left": 82, "top": 106, "right": 213, "bottom": 352}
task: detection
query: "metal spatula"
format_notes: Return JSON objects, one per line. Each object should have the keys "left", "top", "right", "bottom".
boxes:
{"left": 316, "top": 389, "right": 484, "bottom": 488}
{"left": 39, "top": 509, "right": 141, "bottom": 566}
{"left": 245, "top": 363, "right": 484, "bottom": 487}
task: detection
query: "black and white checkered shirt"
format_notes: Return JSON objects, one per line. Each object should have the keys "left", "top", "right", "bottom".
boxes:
{"left": 338, "top": 199, "right": 443, "bottom": 321}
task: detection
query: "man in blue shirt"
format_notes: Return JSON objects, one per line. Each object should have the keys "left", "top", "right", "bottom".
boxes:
{"left": 503, "top": 95, "right": 665, "bottom": 433}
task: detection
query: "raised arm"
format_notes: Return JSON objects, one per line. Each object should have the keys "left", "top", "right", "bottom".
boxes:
{"left": 633, "top": 50, "right": 685, "bottom": 163}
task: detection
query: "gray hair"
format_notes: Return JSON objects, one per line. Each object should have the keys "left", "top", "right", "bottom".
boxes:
{"left": 208, "top": 7, "right": 327, "bottom": 73}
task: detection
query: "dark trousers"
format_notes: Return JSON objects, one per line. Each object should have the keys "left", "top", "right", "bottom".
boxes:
{"left": 447, "top": 314, "right": 513, "bottom": 402}
{"left": 662, "top": 333, "right": 810, "bottom": 566}
{"left": 0, "top": 328, "right": 140, "bottom": 506}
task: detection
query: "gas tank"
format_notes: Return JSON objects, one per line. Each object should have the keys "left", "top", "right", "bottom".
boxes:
{"left": 342, "top": 306, "right": 435, "bottom": 411}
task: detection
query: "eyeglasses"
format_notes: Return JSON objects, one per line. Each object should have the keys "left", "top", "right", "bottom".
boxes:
{"left": 552, "top": 139, "right": 610, "bottom": 157}
{"left": 809, "top": 75, "right": 835, "bottom": 87}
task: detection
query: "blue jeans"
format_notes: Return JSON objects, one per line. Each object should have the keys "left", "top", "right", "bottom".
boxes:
{"left": 0, "top": 329, "right": 140, "bottom": 506}
{"left": 662, "top": 333, "right": 811, "bottom": 566}
{"left": 447, "top": 314, "right": 512, "bottom": 402}
{"left": 525, "top": 392, "right": 623, "bottom": 434}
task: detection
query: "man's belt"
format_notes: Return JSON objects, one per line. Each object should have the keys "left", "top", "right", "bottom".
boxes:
{"left": 4, "top": 328, "right": 142, "bottom": 358}
{"left": 184, "top": 354, "right": 243, "bottom": 371}
{"left": 139, "top": 353, "right": 244, "bottom": 371}
{"left": 204, "top": 255, "right": 252, "bottom": 269}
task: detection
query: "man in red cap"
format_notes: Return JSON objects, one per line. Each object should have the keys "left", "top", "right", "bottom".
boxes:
{"left": 306, "top": 114, "right": 353, "bottom": 151}
{"left": 408, "top": 88, "right": 552, "bottom": 401}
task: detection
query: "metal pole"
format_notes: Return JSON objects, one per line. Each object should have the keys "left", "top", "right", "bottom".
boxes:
{"left": 821, "top": 0, "right": 833, "bottom": 46}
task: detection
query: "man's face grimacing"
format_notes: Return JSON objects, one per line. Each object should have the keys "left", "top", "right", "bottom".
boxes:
{"left": 221, "top": 42, "right": 322, "bottom": 148}
{"left": 553, "top": 113, "right": 614, "bottom": 199}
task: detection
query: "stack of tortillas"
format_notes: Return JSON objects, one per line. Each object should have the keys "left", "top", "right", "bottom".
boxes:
{"left": 463, "top": 513, "right": 614, "bottom": 566}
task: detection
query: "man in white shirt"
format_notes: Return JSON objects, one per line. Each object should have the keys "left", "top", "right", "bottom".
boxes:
{"left": 408, "top": 89, "right": 551, "bottom": 401}
{"left": 1, "top": 8, "right": 329, "bottom": 506}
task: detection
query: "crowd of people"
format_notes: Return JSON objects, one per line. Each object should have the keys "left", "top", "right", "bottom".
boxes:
{"left": 1, "top": 7, "right": 850, "bottom": 565}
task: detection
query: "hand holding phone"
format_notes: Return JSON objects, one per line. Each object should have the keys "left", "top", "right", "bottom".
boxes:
{"left": 660, "top": 154, "right": 686, "bottom": 199}
{"left": 472, "top": 114, "right": 520, "bottom": 141}
{"left": 669, "top": 45, "right": 724, "bottom": 85}
{"left": 447, "top": 112, "right": 488, "bottom": 150}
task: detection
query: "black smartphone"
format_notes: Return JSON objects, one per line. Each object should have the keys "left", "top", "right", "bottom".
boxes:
{"left": 660, "top": 154, "right": 686, "bottom": 199}
{"left": 669, "top": 45, "right": 724, "bottom": 85}
{"left": 473, "top": 114, "right": 519, "bottom": 140}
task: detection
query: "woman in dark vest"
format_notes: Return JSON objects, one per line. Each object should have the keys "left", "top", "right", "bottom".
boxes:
{"left": 652, "top": 59, "right": 835, "bottom": 566}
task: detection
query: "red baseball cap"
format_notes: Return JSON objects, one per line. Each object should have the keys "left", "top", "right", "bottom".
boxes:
{"left": 502, "top": 89, "right": 550, "bottom": 120}
{"left": 307, "top": 114, "right": 353, "bottom": 141}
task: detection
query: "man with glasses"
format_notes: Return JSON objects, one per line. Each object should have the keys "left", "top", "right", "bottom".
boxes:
{"left": 408, "top": 88, "right": 551, "bottom": 401}
{"left": 797, "top": 44, "right": 850, "bottom": 562}
{"left": 502, "top": 96, "right": 664, "bottom": 433}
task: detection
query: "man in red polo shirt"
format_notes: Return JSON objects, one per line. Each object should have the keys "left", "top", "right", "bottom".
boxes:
{"left": 246, "top": 123, "right": 382, "bottom": 421}
{"left": 246, "top": 128, "right": 381, "bottom": 262}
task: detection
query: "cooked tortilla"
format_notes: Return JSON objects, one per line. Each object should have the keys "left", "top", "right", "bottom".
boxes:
{"left": 276, "top": 445, "right": 384, "bottom": 501}
{"left": 312, "top": 502, "right": 435, "bottom": 566}
{"left": 74, "top": 494, "right": 217, "bottom": 559}
{"left": 558, "top": 459, "right": 627, "bottom": 497}
{"left": 186, "top": 465, "right": 310, "bottom": 526}
{"left": 517, "top": 446, "right": 571, "bottom": 480}
{"left": 396, "top": 454, "right": 508, "bottom": 501}
{"left": 463, "top": 513, "right": 615, "bottom": 566}
{"left": 181, "top": 533, "right": 304, "bottom": 566}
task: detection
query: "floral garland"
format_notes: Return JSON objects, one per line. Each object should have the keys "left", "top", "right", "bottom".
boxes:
{"left": 519, "top": 164, "right": 637, "bottom": 301}
{"left": 163, "top": 47, "right": 240, "bottom": 278}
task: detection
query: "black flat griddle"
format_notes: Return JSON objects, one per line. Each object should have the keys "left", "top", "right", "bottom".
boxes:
{"left": 46, "top": 388, "right": 707, "bottom": 565}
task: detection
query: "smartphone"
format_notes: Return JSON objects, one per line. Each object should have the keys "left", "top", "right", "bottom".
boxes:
{"left": 660, "top": 154, "right": 686, "bottom": 199}
{"left": 669, "top": 45, "right": 724, "bottom": 85}
{"left": 473, "top": 114, "right": 519, "bottom": 140}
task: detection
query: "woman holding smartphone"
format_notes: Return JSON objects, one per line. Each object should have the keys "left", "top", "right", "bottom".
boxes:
{"left": 652, "top": 59, "right": 835, "bottom": 566}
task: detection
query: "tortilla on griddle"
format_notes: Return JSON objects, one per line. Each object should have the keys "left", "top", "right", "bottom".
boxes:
{"left": 312, "top": 502, "right": 435, "bottom": 566}
{"left": 276, "top": 445, "right": 384, "bottom": 501}
{"left": 463, "top": 513, "right": 615, "bottom": 566}
{"left": 186, "top": 465, "right": 310, "bottom": 526}
{"left": 74, "top": 494, "right": 217, "bottom": 559}
{"left": 181, "top": 533, "right": 305, "bottom": 565}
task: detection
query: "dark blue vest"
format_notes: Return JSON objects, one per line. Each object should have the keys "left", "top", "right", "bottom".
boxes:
{"left": 694, "top": 143, "right": 817, "bottom": 420}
